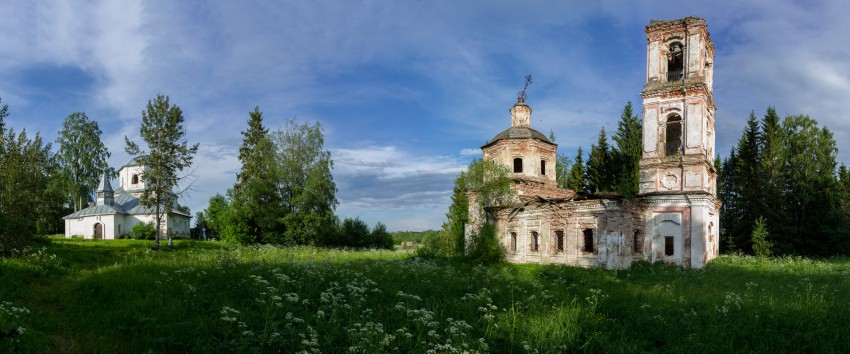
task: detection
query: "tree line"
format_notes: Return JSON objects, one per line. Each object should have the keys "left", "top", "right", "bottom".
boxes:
{"left": 718, "top": 107, "right": 850, "bottom": 256}
{"left": 195, "top": 107, "right": 393, "bottom": 249}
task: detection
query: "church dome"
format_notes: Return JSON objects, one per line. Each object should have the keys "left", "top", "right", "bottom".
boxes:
{"left": 482, "top": 126, "right": 553, "bottom": 148}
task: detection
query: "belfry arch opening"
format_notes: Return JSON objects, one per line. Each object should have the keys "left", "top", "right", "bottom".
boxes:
{"left": 667, "top": 42, "right": 684, "bottom": 82}
{"left": 665, "top": 114, "right": 683, "bottom": 156}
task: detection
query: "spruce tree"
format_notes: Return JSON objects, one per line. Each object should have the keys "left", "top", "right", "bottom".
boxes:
{"left": 731, "top": 112, "right": 761, "bottom": 252}
{"left": 233, "top": 107, "right": 280, "bottom": 241}
{"left": 586, "top": 127, "right": 611, "bottom": 193}
{"left": 611, "top": 101, "right": 642, "bottom": 198}
{"left": 566, "top": 147, "right": 586, "bottom": 192}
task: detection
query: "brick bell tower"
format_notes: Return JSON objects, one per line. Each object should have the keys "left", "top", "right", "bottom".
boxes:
{"left": 639, "top": 17, "right": 719, "bottom": 268}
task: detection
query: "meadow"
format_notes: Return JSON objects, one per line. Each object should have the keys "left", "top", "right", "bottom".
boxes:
{"left": 1, "top": 237, "right": 849, "bottom": 353}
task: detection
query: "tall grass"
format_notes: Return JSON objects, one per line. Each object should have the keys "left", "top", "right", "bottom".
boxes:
{"left": 1, "top": 236, "right": 848, "bottom": 352}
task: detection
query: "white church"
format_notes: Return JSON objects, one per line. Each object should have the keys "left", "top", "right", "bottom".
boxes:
{"left": 62, "top": 158, "right": 192, "bottom": 239}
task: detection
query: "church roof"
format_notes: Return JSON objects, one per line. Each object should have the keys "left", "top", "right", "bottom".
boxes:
{"left": 481, "top": 126, "right": 554, "bottom": 148}
{"left": 62, "top": 188, "right": 191, "bottom": 219}
{"left": 96, "top": 171, "right": 113, "bottom": 193}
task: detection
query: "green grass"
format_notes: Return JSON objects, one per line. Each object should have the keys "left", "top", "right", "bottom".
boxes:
{"left": 2, "top": 236, "right": 849, "bottom": 352}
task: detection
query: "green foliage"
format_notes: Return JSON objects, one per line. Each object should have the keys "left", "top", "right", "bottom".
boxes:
{"left": 0, "top": 100, "right": 67, "bottom": 255}
{"left": 566, "top": 146, "right": 586, "bottom": 192}
{"left": 548, "top": 130, "right": 571, "bottom": 189}
{"left": 319, "top": 218, "right": 394, "bottom": 249}
{"left": 129, "top": 222, "right": 156, "bottom": 240}
{"left": 751, "top": 217, "right": 772, "bottom": 258}
{"left": 369, "top": 222, "right": 394, "bottom": 250}
{"left": 232, "top": 107, "right": 282, "bottom": 240}
{"left": 442, "top": 171, "right": 468, "bottom": 255}
{"left": 466, "top": 222, "right": 504, "bottom": 264}
{"left": 719, "top": 107, "right": 848, "bottom": 256}
{"left": 55, "top": 112, "right": 112, "bottom": 211}
{"left": 611, "top": 101, "right": 642, "bottom": 198}
{"left": 390, "top": 230, "right": 438, "bottom": 245}
{"left": 4, "top": 239, "right": 850, "bottom": 352}
{"left": 125, "top": 95, "right": 199, "bottom": 247}
{"left": 586, "top": 127, "right": 612, "bottom": 193}
{"left": 271, "top": 120, "right": 338, "bottom": 245}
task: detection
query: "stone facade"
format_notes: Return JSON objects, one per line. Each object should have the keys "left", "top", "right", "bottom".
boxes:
{"left": 467, "top": 17, "right": 719, "bottom": 269}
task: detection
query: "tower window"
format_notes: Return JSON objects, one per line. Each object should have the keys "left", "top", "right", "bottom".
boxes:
{"left": 582, "top": 229, "right": 594, "bottom": 253}
{"left": 513, "top": 158, "right": 523, "bottom": 173}
{"left": 555, "top": 230, "right": 564, "bottom": 252}
{"left": 510, "top": 232, "right": 517, "bottom": 252}
{"left": 665, "top": 114, "right": 682, "bottom": 156}
{"left": 667, "top": 42, "right": 684, "bottom": 82}
{"left": 540, "top": 160, "right": 546, "bottom": 175}
{"left": 132, "top": 174, "right": 139, "bottom": 185}
{"left": 665, "top": 236, "right": 675, "bottom": 256}
{"left": 633, "top": 231, "right": 642, "bottom": 254}
{"left": 530, "top": 231, "right": 539, "bottom": 252}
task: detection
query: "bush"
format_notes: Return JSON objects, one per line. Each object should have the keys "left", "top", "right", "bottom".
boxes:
{"left": 466, "top": 223, "right": 504, "bottom": 264}
{"left": 130, "top": 222, "right": 156, "bottom": 240}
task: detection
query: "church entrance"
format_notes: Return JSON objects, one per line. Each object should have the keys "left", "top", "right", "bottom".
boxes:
{"left": 94, "top": 223, "right": 103, "bottom": 240}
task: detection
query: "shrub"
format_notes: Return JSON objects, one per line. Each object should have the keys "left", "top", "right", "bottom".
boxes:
{"left": 466, "top": 223, "right": 504, "bottom": 264}
{"left": 130, "top": 222, "right": 156, "bottom": 240}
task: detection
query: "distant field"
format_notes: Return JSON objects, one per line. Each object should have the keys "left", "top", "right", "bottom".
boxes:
{"left": 1, "top": 236, "right": 849, "bottom": 352}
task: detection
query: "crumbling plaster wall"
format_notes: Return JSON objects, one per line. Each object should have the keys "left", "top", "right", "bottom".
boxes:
{"left": 483, "top": 140, "right": 557, "bottom": 185}
{"left": 499, "top": 198, "right": 645, "bottom": 269}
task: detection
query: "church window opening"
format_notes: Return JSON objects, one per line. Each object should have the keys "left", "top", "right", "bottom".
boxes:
{"left": 633, "top": 231, "right": 642, "bottom": 254}
{"left": 530, "top": 232, "right": 539, "bottom": 252}
{"left": 540, "top": 160, "right": 546, "bottom": 175}
{"left": 665, "top": 114, "right": 683, "bottom": 157}
{"left": 667, "top": 42, "right": 684, "bottom": 82}
{"left": 132, "top": 174, "right": 139, "bottom": 185}
{"left": 510, "top": 232, "right": 517, "bottom": 252}
{"left": 513, "top": 158, "right": 523, "bottom": 173}
{"left": 555, "top": 230, "right": 564, "bottom": 252}
{"left": 582, "top": 229, "right": 594, "bottom": 253}
{"left": 665, "top": 236, "right": 675, "bottom": 256}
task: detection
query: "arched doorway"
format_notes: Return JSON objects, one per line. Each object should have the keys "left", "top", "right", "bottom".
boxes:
{"left": 94, "top": 223, "right": 103, "bottom": 240}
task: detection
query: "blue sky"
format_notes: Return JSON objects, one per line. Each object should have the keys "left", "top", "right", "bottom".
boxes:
{"left": 2, "top": 0, "right": 849, "bottom": 231}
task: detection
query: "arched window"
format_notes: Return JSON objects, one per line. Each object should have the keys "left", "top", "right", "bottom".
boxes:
{"left": 131, "top": 174, "right": 139, "bottom": 185}
{"left": 555, "top": 230, "right": 564, "bottom": 253}
{"left": 633, "top": 231, "right": 642, "bottom": 254}
{"left": 582, "top": 229, "right": 594, "bottom": 253}
{"left": 540, "top": 160, "right": 546, "bottom": 175}
{"left": 510, "top": 232, "right": 517, "bottom": 252}
{"left": 530, "top": 231, "right": 539, "bottom": 252}
{"left": 667, "top": 42, "right": 684, "bottom": 82}
{"left": 513, "top": 158, "right": 523, "bottom": 173}
{"left": 665, "top": 114, "right": 682, "bottom": 157}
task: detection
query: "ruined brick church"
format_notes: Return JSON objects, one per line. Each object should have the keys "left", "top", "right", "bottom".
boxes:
{"left": 468, "top": 17, "right": 719, "bottom": 269}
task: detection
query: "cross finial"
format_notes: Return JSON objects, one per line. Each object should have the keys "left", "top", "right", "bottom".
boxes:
{"left": 517, "top": 74, "right": 532, "bottom": 103}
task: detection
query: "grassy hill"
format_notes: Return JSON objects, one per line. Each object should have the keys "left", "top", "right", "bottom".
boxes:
{"left": 1, "top": 236, "right": 849, "bottom": 352}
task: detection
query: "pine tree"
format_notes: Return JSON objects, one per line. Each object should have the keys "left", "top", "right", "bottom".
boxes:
{"left": 611, "top": 101, "right": 642, "bottom": 198}
{"left": 758, "top": 107, "right": 786, "bottom": 248}
{"left": 566, "top": 147, "right": 586, "bottom": 192}
{"left": 125, "top": 95, "right": 199, "bottom": 248}
{"left": 586, "top": 128, "right": 611, "bottom": 193}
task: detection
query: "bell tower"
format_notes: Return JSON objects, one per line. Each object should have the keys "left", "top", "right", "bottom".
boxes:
{"left": 638, "top": 17, "right": 719, "bottom": 268}
{"left": 639, "top": 17, "right": 716, "bottom": 195}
